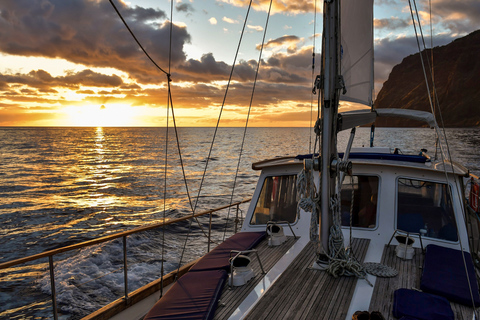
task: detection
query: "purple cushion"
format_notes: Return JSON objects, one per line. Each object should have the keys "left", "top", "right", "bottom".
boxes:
{"left": 393, "top": 288, "right": 454, "bottom": 320}
{"left": 421, "top": 244, "right": 480, "bottom": 307}
{"left": 190, "top": 232, "right": 265, "bottom": 272}
{"left": 144, "top": 269, "right": 227, "bottom": 320}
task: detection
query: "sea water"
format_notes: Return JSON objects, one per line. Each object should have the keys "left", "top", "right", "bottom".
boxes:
{"left": 0, "top": 127, "right": 479, "bottom": 319}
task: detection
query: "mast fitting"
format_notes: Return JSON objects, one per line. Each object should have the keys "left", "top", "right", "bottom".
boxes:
{"left": 312, "top": 75, "right": 323, "bottom": 95}
{"left": 336, "top": 75, "right": 347, "bottom": 94}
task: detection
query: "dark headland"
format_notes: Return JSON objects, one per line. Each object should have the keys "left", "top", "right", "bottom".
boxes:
{"left": 375, "top": 29, "right": 480, "bottom": 127}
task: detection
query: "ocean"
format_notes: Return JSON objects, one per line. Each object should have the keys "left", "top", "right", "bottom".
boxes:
{"left": 1, "top": 126, "right": 479, "bottom": 319}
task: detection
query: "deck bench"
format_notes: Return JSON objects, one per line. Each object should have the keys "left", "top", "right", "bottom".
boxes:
{"left": 189, "top": 231, "right": 265, "bottom": 272}
{"left": 420, "top": 244, "right": 480, "bottom": 307}
{"left": 144, "top": 269, "right": 227, "bottom": 320}
{"left": 144, "top": 231, "right": 266, "bottom": 319}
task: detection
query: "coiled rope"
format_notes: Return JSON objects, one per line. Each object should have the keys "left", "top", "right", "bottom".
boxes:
{"left": 363, "top": 262, "right": 398, "bottom": 278}
{"left": 296, "top": 161, "right": 319, "bottom": 242}
{"left": 324, "top": 193, "right": 370, "bottom": 283}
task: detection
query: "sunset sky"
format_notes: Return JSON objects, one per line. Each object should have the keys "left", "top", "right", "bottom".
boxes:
{"left": 0, "top": 0, "right": 479, "bottom": 127}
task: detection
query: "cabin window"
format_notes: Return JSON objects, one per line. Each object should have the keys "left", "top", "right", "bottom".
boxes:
{"left": 250, "top": 175, "right": 298, "bottom": 225}
{"left": 396, "top": 178, "right": 458, "bottom": 241}
{"left": 341, "top": 175, "right": 379, "bottom": 228}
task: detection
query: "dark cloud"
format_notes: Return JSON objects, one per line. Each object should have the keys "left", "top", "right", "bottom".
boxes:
{"left": 374, "top": 18, "right": 409, "bottom": 30}
{"left": 0, "top": 69, "right": 123, "bottom": 90}
{"left": 123, "top": 5, "right": 166, "bottom": 21}
{"left": 175, "top": 53, "right": 231, "bottom": 81}
{"left": 176, "top": 3, "right": 195, "bottom": 13}
{"left": 0, "top": 0, "right": 190, "bottom": 83}
{"left": 431, "top": 0, "right": 480, "bottom": 34}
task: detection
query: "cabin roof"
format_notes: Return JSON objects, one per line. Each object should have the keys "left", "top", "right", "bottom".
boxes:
{"left": 252, "top": 152, "right": 469, "bottom": 177}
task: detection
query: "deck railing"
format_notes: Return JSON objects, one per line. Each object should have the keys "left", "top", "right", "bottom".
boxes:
{"left": 0, "top": 198, "right": 251, "bottom": 320}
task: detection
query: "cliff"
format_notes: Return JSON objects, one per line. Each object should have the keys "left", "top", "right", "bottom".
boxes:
{"left": 375, "top": 30, "right": 480, "bottom": 127}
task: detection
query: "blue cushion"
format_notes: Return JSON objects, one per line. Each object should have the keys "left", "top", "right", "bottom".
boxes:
{"left": 421, "top": 244, "right": 480, "bottom": 307}
{"left": 393, "top": 288, "right": 454, "bottom": 320}
{"left": 190, "top": 232, "right": 265, "bottom": 272}
{"left": 144, "top": 269, "right": 227, "bottom": 320}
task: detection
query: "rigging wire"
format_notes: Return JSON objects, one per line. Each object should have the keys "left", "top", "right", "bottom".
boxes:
{"left": 160, "top": 0, "right": 175, "bottom": 298}
{"left": 428, "top": 0, "right": 439, "bottom": 161}
{"left": 408, "top": 1, "right": 478, "bottom": 315}
{"left": 108, "top": 0, "right": 169, "bottom": 76}
{"left": 108, "top": 0, "right": 212, "bottom": 283}
{"left": 222, "top": 0, "right": 274, "bottom": 241}
{"left": 174, "top": 0, "right": 255, "bottom": 272}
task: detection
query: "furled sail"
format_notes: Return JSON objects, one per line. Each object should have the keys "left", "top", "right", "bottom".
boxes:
{"left": 340, "top": 0, "right": 374, "bottom": 106}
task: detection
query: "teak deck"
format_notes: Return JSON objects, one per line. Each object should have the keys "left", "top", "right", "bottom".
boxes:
{"left": 214, "top": 236, "right": 298, "bottom": 319}
{"left": 370, "top": 245, "right": 475, "bottom": 320}
{"left": 215, "top": 238, "right": 477, "bottom": 320}
{"left": 243, "top": 238, "right": 370, "bottom": 320}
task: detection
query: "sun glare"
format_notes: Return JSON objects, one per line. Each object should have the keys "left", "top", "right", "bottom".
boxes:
{"left": 64, "top": 104, "right": 139, "bottom": 127}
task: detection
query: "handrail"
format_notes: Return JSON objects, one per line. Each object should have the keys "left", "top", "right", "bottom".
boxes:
{"left": 0, "top": 198, "right": 251, "bottom": 270}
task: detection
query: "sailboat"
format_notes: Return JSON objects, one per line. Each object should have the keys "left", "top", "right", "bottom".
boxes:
{"left": 1, "top": 0, "right": 480, "bottom": 319}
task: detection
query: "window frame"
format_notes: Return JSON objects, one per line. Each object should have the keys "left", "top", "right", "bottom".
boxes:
{"left": 340, "top": 174, "right": 381, "bottom": 231}
{"left": 395, "top": 175, "right": 459, "bottom": 243}
{"left": 249, "top": 173, "right": 300, "bottom": 226}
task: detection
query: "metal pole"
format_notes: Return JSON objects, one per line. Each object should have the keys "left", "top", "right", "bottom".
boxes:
{"left": 208, "top": 212, "right": 212, "bottom": 252}
{"left": 123, "top": 236, "right": 128, "bottom": 304}
{"left": 49, "top": 256, "right": 58, "bottom": 320}
{"left": 319, "top": 0, "right": 340, "bottom": 259}
{"left": 234, "top": 204, "right": 240, "bottom": 233}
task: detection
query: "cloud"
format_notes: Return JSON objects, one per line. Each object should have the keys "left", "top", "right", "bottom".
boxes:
{"left": 0, "top": 69, "right": 123, "bottom": 90}
{"left": 217, "top": 0, "right": 313, "bottom": 15}
{"left": 175, "top": 53, "right": 231, "bottom": 81}
{"left": 247, "top": 25, "right": 263, "bottom": 31}
{"left": 176, "top": 3, "right": 194, "bottom": 13}
{"left": 0, "top": 0, "right": 190, "bottom": 84}
{"left": 123, "top": 5, "right": 166, "bottom": 21}
{"left": 209, "top": 17, "right": 217, "bottom": 25}
{"left": 430, "top": 0, "right": 480, "bottom": 34}
{"left": 222, "top": 16, "right": 237, "bottom": 24}
{"left": 374, "top": 17, "right": 409, "bottom": 30}
{"left": 257, "top": 35, "right": 301, "bottom": 51}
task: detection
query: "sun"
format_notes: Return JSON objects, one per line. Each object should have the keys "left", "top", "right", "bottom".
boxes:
{"left": 64, "top": 104, "right": 140, "bottom": 126}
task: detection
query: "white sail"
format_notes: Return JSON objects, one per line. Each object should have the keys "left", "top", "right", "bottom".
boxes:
{"left": 340, "top": 0, "right": 374, "bottom": 106}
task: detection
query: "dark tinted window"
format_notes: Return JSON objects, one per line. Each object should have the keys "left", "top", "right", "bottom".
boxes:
{"left": 251, "top": 175, "right": 298, "bottom": 225}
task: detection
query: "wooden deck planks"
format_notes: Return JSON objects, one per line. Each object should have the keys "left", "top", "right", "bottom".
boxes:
{"left": 244, "top": 238, "right": 371, "bottom": 320}
{"left": 369, "top": 245, "right": 476, "bottom": 320}
{"left": 214, "top": 236, "right": 297, "bottom": 320}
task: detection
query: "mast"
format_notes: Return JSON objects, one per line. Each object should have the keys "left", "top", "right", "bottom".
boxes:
{"left": 318, "top": 0, "right": 342, "bottom": 259}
